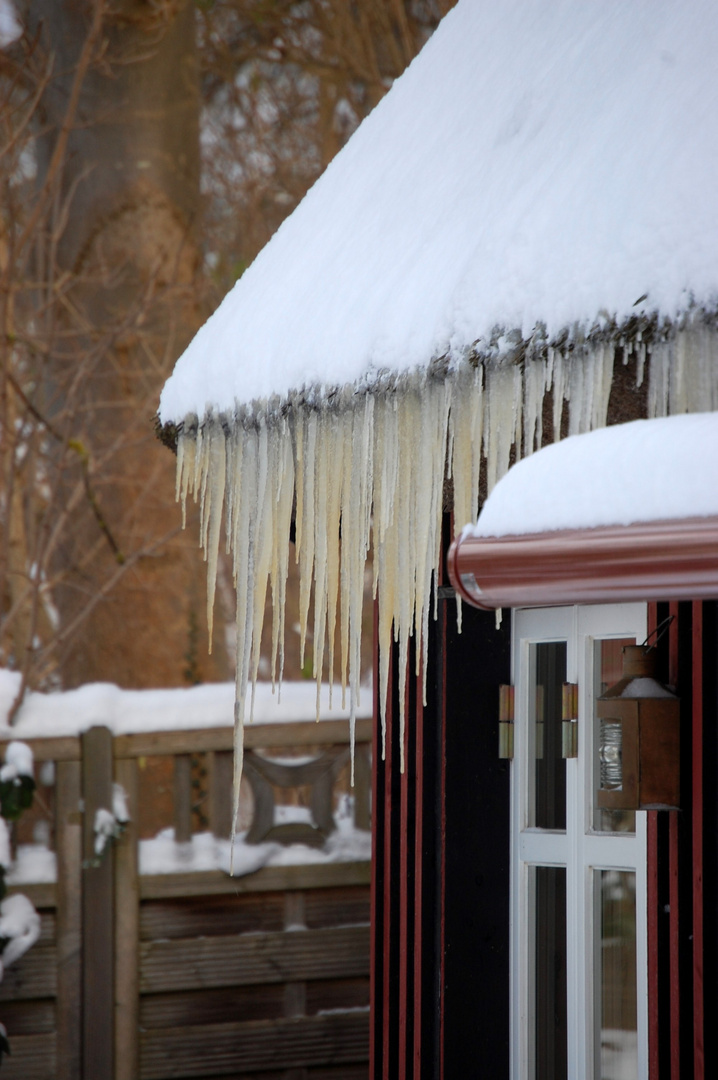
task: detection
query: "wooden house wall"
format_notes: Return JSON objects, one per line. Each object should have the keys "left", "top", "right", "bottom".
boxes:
{"left": 370, "top": 583, "right": 717, "bottom": 1080}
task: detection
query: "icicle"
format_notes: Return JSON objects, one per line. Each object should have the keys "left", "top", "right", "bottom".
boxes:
{"left": 483, "top": 362, "right": 520, "bottom": 493}
{"left": 204, "top": 424, "right": 226, "bottom": 651}
{"left": 647, "top": 340, "right": 671, "bottom": 418}
{"left": 270, "top": 423, "right": 294, "bottom": 693}
{"left": 551, "top": 349, "right": 566, "bottom": 441}
{"left": 297, "top": 411, "right": 317, "bottom": 670}
{"left": 523, "top": 357, "right": 546, "bottom": 457}
{"left": 495, "top": 608, "right": 503, "bottom": 630}
{"left": 323, "top": 412, "right": 344, "bottom": 709}
{"left": 176, "top": 432, "right": 196, "bottom": 530}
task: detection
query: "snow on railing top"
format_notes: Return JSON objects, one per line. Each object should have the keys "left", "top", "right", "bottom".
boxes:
{"left": 0, "top": 673, "right": 370, "bottom": 741}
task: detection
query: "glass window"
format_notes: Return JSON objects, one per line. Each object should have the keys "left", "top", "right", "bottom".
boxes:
{"left": 596, "top": 870, "right": 638, "bottom": 1080}
{"left": 530, "top": 641, "right": 567, "bottom": 830}
{"left": 534, "top": 866, "right": 567, "bottom": 1080}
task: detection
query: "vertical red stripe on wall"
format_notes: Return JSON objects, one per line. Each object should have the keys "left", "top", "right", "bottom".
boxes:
{"left": 369, "top": 601, "right": 379, "bottom": 1080}
{"left": 413, "top": 663, "right": 425, "bottom": 1077}
{"left": 382, "top": 642, "right": 394, "bottom": 1075}
{"left": 646, "top": 603, "right": 660, "bottom": 1080}
{"left": 398, "top": 665, "right": 410, "bottom": 1079}
{"left": 668, "top": 603, "right": 681, "bottom": 1080}
{"left": 692, "top": 602, "right": 704, "bottom": 1078}
{"left": 439, "top": 607, "right": 447, "bottom": 1080}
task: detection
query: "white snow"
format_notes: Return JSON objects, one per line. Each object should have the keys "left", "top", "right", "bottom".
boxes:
{"left": 93, "top": 808, "right": 118, "bottom": 857}
{"left": 161, "top": 0, "right": 718, "bottom": 424}
{"left": 1, "top": 741, "right": 33, "bottom": 780}
{"left": 140, "top": 814, "right": 371, "bottom": 878}
{"left": 0, "top": 0, "right": 20, "bottom": 48}
{"left": 471, "top": 413, "right": 718, "bottom": 537}
{"left": 0, "top": 894, "right": 40, "bottom": 970}
{"left": 5, "top": 844, "right": 55, "bottom": 885}
{"left": 620, "top": 677, "right": 675, "bottom": 700}
{"left": 0, "top": 675, "right": 370, "bottom": 741}
{"left": 112, "top": 782, "right": 130, "bottom": 825}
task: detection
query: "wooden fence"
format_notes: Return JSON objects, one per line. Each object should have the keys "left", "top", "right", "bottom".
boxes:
{"left": 0, "top": 717, "right": 372, "bottom": 1080}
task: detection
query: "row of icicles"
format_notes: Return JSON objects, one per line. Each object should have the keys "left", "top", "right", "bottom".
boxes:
{"left": 175, "top": 324, "right": 718, "bottom": 854}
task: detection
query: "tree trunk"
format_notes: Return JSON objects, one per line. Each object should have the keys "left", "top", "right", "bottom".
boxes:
{"left": 27, "top": 0, "right": 229, "bottom": 688}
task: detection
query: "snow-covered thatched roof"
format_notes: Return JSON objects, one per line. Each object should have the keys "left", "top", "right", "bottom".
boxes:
{"left": 158, "top": 0, "right": 718, "bottom": 805}
{"left": 160, "top": 0, "right": 718, "bottom": 426}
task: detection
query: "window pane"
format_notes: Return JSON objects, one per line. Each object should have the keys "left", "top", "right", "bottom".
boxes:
{"left": 534, "top": 866, "right": 567, "bottom": 1080}
{"left": 597, "top": 870, "right": 638, "bottom": 1080}
{"left": 593, "top": 639, "right": 636, "bottom": 833}
{"left": 531, "top": 641, "right": 567, "bottom": 829}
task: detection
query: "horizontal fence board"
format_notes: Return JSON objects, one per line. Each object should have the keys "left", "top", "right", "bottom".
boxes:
{"left": 115, "top": 718, "right": 372, "bottom": 759}
{"left": 0, "top": 945, "right": 56, "bottom": 1001}
{"left": 7, "top": 884, "right": 56, "bottom": 910}
{"left": 0, "top": 737, "right": 79, "bottom": 763}
{"left": 139, "top": 861, "right": 371, "bottom": 900}
{"left": 0, "top": 1000, "right": 55, "bottom": 1036}
{"left": 140, "top": 984, "right": 286, "bottom": 1029}
{"left": 304, "top": 887, "right": 370, "bottom": 930}
{"left": 0, "top": 1031, "right": 56, "bottom": 1079}
{"left": 140, "top": 925, "right": 370, "bottom": 994}
{"left": 139, "top": 1011, "right": 369, "bottom": 1079}
{"left": 210, "top": 1068, "right": 368, "bottom": 1080}
{"left": 306, "top": 978, "right": 370, "bottom": 1015}
{"left": 139, "top": 977, "right": 370, "bottom": 1031}
{"left": 140, "top": 892, "right": 286, "bottom": 941}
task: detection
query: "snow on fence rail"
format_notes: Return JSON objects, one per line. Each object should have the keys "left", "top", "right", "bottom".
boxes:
{"left": 0, "top": 693, "right": 372, "bottom": 1080}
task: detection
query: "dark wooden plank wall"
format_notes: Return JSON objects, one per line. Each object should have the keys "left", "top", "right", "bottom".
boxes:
{"left": 370, "top": 560, "right": 511, "bottom": 1080}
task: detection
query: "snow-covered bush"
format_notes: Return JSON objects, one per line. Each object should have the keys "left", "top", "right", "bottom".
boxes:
{"left": 0, "top": 740, "right": 39, "bottom": 1065}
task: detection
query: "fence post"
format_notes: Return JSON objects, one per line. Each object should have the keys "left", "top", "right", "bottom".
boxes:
{"left": 114, "top": 756, "right": 139, "bottom": 1080}
{"left": 353, "top": 742, "right": 371, "bottom": 832}
{"left": 82, "top": 725, "right": 114, "bottom": 1079}
{"left": 56, "top": 759, "right": 82, "bottom": 1080}
{"left": 174, "top": 753, "right": 193, "bottom": 843}
{"left": 208, "top": 750, "right": 233, "bottom": 839}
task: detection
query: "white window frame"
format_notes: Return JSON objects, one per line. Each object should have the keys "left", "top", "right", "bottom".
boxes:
{"left": 510, "top": 603, "right": 648, "bottom": 1080}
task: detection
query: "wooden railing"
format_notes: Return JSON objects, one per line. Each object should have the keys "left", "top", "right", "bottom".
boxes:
{"left": 0, "top": 717, "right": 372, "bottom": 1080}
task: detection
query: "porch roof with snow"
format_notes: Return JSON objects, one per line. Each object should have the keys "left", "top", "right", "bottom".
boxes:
{"left": 158, "top": 0, "right": 718, "bottom": 773}
{"left": 448, "top": 412, "right": 718, "bottom": 610}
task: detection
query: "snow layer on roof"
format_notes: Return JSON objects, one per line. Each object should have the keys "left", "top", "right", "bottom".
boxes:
{"left": 161, "top": 0, "right": 718, "bottom": 424}
{"left": 0, "top": 672, "right": 369, "bottom": 740}
{"left": 472, "top": 412, "right": 718, "bottom": 537}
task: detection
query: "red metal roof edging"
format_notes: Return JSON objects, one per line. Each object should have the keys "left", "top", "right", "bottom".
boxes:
{"left": 447, "top": 515, "right": 718, "bottom": 610}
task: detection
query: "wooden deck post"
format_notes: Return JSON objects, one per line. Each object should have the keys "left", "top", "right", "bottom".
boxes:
{"left": 114, "top": 756, "right": 139, "bottom": 1080}
{"left": 174, "top": 754, "right": 193, "bottom": 843}
{"left": 56, "top": 759, "right": 83, "bottom": 1080}
{"left": 82, "top": 725, "right": 114, "bottom": 1079}
{"left": 208, "top": 750, "right": 233, "bottom": 839}
{"left": 353, "top": 742, "right": 371, "bottom": 832}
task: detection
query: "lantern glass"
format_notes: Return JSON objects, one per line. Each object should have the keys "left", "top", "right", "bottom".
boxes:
{"left": 593, "top": 639, "right": 636, "bottom": 833}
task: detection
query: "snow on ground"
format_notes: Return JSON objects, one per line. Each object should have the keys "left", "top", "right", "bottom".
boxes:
{"left": 471, "top": 412, "right": 718, "bottom": 537}
{"left": 140, "top": 813, "right": 371, "bottom": 879}
{"left": 0, "top": 676, "right": 370, "bottom": 741}
{"left": 8, "top": 803, "right": 371, "bottom": 885}
{"left": 160, "top": 0, "right": 718, "bottom": 423}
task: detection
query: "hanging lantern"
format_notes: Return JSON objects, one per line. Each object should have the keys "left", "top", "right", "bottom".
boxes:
{"left": 596, "top": 645, "right": 680, "bottom": 811}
